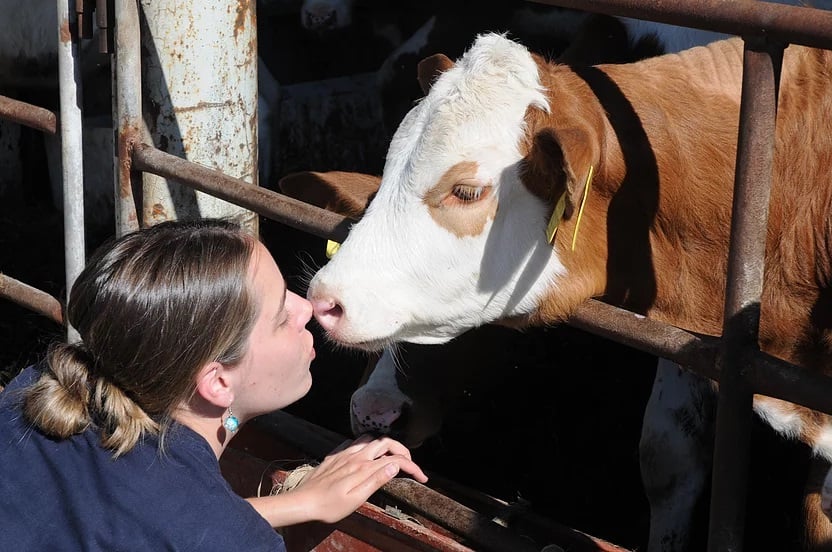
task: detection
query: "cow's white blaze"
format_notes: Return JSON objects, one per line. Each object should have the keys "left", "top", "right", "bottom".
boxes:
{"left": 308, "top": 33, "right": 566, "bottom": 347}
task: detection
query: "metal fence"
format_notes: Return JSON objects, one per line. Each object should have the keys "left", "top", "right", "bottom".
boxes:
{"left": 3, "top": 1, "right": 832, "bottom": 551}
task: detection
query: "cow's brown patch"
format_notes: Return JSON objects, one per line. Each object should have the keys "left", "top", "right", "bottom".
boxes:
{"left": 422, "top": 161, "right": 497, "bottom": 238}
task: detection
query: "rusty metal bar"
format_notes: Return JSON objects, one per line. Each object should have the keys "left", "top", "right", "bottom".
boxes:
{"left": 0, "top": 96, "right": 57, "bottom": 134}
{"left": 0, "top": 274, "right": 63, "bottom": 325}
{"left": 131, "top": 143, "right": 353, "bottom": 242}
{"left": 253, "top": 412, "right": 540, "bottom": 552}
{"left": 707, "top": 39, "right": 783, "bottom": 552}
{"left": 113, "top": 0, "right": 141, "bottom": 235}
{"left": 529, "top": 0, "right": 832, "bottom": 50}
{"left": 568, "top": 299, "right": 720, "bottom": 380}
{"left": 96, "top": 0, "right": 112, "bottom": 54}
{"left": 76, "top": 0, "right": 94, "bottom": 39}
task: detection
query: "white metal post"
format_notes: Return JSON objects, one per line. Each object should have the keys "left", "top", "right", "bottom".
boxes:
{"left": 56, "top": 0, "right": 85, "bottom": 342}
{"left": 139, "top": 0, "right": 259, "bottom": 235}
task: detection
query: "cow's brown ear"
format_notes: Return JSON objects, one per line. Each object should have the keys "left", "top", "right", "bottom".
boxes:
{"left": 278, "top": 171, "right": 381, "bottom": 220}
{"left": 525, "top": 126, "right": 599, "bottom": 220}
{"left": 417, "top": 54, "right": 454, "bottom": 95}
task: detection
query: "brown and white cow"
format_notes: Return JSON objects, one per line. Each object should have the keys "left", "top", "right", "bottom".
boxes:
{"left": 303, "top": 29, "right": 832, "bottom": 551}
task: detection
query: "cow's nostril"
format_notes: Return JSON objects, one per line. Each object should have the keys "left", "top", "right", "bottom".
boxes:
{"left": 311, "top": 297, "right": 344, "bottom": 331}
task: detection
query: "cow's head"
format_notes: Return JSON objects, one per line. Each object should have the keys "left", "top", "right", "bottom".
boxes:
{"left": 308, "top": 33, "right": 603, "bottom": 349}
{"left": 300, "top": 0, "right": 354, "bottom": 33}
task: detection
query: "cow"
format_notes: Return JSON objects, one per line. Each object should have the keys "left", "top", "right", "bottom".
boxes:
{"left": 279, "top": 9, "right": 661, "bottom": 445}
{"left": 301, "top": 25, "right": 832, "bottom": 552}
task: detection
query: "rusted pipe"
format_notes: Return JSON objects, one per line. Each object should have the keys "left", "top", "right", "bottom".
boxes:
{"left": 253, "top": 412, "right": 540, "bottom": 552}
{"left": 568, "top": 299, "right": 721, "bottom": 380}
{"left": 0, "top": 96, "right": 57, "bottom": 134}
{"left": 0, "top": 275, "right": 63, "bottom": 326}
{"left": 707, "top": 39, "right": 784, "bottom": 552}
{"left": 131, "top": 143, "right": 353, "bottom": 242}
{"left": 113, "top": 0, "right": 141, "bottom": 235}
{"left": 76, "top": 0, "right": 94, "bottom": 39}
{"left": 96, "top": 0, "right": 112, "bottom": 54}
{"left": 529, "top": 0, "right": 832, "bottom": 50}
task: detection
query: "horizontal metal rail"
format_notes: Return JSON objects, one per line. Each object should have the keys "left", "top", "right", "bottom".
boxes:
{"left": 254, "top": 410, "right": 615, "bottom": 552}
{"left": 0, "top": 274, "right": 63, "bottom": 325}
{"left": 0, "top": 95, "right": 58, "bottom": 134}
{"left": 530, "top": 0, "right": 832, "bottom": 50}
{"left": 131, "top": 143, "right": 353, "bottom": 242}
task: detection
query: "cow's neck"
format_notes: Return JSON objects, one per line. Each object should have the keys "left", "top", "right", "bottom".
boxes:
{"left": 529, "top": 39, "right": 748, "bottom": 336}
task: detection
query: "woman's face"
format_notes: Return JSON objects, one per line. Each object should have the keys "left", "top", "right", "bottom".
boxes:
{"left": 234, "top": 242, "right": 315, "bottom": 418}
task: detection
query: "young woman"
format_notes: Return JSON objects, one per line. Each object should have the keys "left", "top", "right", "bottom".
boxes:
{"left": 0, "top": 219, "right": 427, "bottom": 551}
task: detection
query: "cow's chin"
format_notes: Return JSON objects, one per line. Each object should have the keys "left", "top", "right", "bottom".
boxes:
{"left": 323, "top": 328, "right": 456, "bottom": 352}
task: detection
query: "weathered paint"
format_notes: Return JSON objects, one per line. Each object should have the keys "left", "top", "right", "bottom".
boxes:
{"left": 114, "top": 0, "right": 141, "bottom": 235}
{"left": 140, "top": 0, "right": 259, "bottom": 234}
{"left": 56, "top": 0, "right": 84, "bottom": 342}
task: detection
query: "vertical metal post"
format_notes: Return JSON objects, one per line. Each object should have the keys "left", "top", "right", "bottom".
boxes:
{"left": 113, "top": 0, "right": 142, "bottom": 236}
{"left": 56, "top": 0, "right": 85, "bottom": 342}
{"left": 139, "top": 0, "right": 259, "bottom": 235}
{"left": 707, "top": 38, "right": 784, "bottom": 552}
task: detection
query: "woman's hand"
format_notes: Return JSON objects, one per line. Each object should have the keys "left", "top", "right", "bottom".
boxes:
{"left": 295, "top": 433, "right": 429, "bottom": 523}
{"left": 248, "top": 434, "right": 428, "bottom": 527}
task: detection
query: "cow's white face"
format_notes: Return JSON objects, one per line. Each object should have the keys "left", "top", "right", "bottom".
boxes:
{"left": 308, "top": 34, "right": 564, "bottom": 349}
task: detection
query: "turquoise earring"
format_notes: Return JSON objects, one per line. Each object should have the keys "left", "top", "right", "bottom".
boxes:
{"left": 223, "top": 407, "right": 239, "bottom": 433}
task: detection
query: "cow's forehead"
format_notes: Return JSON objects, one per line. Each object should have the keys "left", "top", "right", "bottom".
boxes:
{"left": 382, "top": 33, "right": 549, "bottom": 198}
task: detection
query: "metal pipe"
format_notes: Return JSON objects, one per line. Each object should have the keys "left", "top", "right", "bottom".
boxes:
{"left": 0, "top": 275, "right": 63, "bottom": 325}
{"left": 56, "top": 0, "right": 85, "bottom": 343}
{"left": 131, "top": 143, "right": 353, "bottom": 242}
{"left": 707, "top": 39, "right": 783, "bottom": 552}
{"left": 0, "top": 96, "right": 57, "bottom": 134}
{"left": 253, "top": 411, "right": 540, "bottom": 552}
{"left": 139, "top": 0, "right": 259, "bottom": 235}
{"left": 529, "top": 0, "right": 832, "bottom": 50}
{"left": 113, "top": 0, "right": 141, "bottom": 236}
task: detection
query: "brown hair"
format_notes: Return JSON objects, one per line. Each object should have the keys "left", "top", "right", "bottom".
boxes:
{"left": 23, "top": 219, "right": 258, "bottom": 456}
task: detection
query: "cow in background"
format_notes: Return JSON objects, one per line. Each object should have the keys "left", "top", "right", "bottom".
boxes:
{"left": 300, "top": 11, "right": 832, "bottom": 552}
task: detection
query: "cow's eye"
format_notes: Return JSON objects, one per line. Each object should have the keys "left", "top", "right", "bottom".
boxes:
{"left": 451, "top": 184, "right": 485, "bottom": 203}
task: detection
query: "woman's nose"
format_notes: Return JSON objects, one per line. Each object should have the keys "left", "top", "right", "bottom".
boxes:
{"left": 291, "top": 291, "right": 314, "bottom": 327}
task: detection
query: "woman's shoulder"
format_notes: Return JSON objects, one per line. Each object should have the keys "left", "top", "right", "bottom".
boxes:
{"left": 0, "top": 364, "right": 41, "bottom": 416}
{"left": 1, "top": 364, "right": 41, "bottom": 393}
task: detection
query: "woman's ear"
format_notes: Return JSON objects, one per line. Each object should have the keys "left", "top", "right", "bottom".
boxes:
{"left": 194, "top": 361, "right": 234, "bottom": 409}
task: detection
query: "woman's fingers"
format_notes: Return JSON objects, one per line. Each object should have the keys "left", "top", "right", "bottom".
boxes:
{"left": 321, "top": 435, "right": 428, "bottom": 484}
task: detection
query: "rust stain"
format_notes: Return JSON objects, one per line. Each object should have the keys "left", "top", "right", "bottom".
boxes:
{"left": 151, "top": 203, "right": 167, "bottom": 218}
{"left": 234, "top": 0, "right": 251, "bottom": 39}
{"left": 59, "top": 17, "right": 72, "bottom": 43}
{"left": 173, "top": 100, "right": 233, "bottom": 113}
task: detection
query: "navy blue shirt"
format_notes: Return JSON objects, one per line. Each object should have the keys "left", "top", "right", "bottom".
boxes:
{"left": 0, "top": 366, "right": 286, "bottom": 551}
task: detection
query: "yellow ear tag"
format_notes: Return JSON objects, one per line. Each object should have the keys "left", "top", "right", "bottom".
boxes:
{"left": 326, "top": 240, "right": 341, "bottom": 259}
{"left": 570, "top": 164, "right": 594, "bottom": 252}
{"left": 546, "top": 193, "right": 567, "bottom": 245}
{"left": 546, "top": 164, "right": 595, "bottom": 248}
